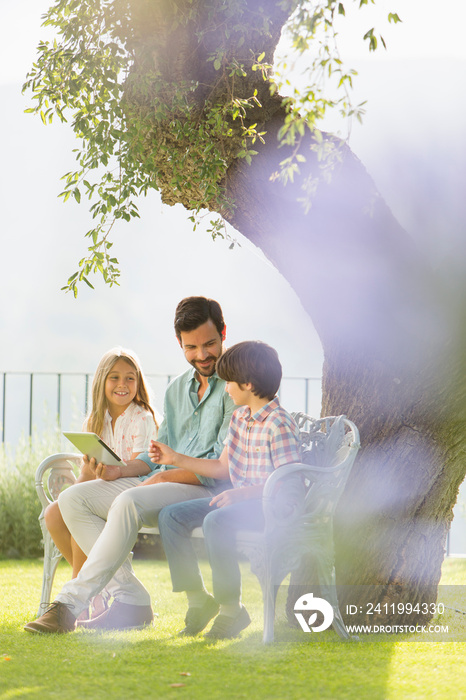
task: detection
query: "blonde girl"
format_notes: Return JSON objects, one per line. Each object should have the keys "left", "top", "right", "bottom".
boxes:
{"left": 44, "top": 348, "right": 158, "bottom": 615}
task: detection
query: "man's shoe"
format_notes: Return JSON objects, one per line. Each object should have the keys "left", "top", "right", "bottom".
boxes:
{"left": 179, "top": 594, "right": 220, "bottom": 636}
{"left": 24, "top": 602, "right": 76, "bottom": 634}
{"left": 77, "top": 601, "right": 153, "bottom": 631}
{"left": 204, "top": 606, "right": 251, "bottom": 640}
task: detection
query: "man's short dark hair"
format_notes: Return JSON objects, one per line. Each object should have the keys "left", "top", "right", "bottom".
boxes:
{"left": 216, "top": 341, "right": 282, "bottom": 401}
{"left": 174, "top": 297, "right": 225, "bottom": 341}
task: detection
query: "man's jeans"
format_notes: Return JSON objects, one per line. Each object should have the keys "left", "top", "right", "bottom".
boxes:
{"left": 158, "top": 496, "right": 265, "bottom": 605}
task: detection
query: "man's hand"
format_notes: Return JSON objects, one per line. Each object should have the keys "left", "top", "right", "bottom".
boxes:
{"left": 88, "top": 457, "right": 123, "bottom": 481}
{"left": 148, "top": 440, "right": 178, "bottom": 466}
{"left": 138, "top": 471, "right": 167, "bottom": 487}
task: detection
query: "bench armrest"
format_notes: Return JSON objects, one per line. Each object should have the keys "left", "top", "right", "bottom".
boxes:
{"left": 261, "top": 446, "right": 359, "bottom": 532}
{"left": 35, "top": 453, "right": 82, "bottom": 510}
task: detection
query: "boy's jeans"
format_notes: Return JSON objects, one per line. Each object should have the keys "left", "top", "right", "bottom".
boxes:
{"left": 158, "top": 496, "right": 265, "bottom": 604}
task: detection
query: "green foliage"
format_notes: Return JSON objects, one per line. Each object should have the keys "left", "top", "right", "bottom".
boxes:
{"left": 23, "top": 0, "right": 148, "bottom": 295}
{"left": 23, "top": 0, "right": 401, "bottom": 295}
{"left": 24, "top": 0, "right": 272, "bottom": 293}
{"left": 0, "top": 431, "right": 61, "bottom": 557}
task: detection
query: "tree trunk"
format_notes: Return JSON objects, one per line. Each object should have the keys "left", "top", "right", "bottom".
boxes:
{"left": 224, "top": 112, "right": 466, "bottom": 623}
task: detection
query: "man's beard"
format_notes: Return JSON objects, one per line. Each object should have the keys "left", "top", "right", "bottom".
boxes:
{"left": 190, "top": 355, "right": 218, "bottom": 377}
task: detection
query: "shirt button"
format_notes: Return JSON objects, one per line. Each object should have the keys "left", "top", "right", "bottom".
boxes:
{"left": 194, "top": 411, "right": 198, "bottom": 415}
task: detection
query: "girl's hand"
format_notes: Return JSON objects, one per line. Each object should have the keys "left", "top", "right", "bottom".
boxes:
{"left": 148, "top": 440, "right": 178, "bottom": 465}
{"left": 89, "top": 457, "right": 122, "bottom": 481}
{"left": 77, "top": 455, "right": 97, "bottom": 482}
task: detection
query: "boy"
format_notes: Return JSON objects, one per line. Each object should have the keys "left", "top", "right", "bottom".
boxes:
{"left": 153, "top": 340, "right": 301, "bottom": 640}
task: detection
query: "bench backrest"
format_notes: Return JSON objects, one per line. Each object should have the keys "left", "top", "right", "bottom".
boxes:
{"left": 292, "top": 413, "right": 360, "bottom": 522}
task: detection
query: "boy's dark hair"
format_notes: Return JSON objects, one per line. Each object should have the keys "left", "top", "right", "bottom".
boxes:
{"left": 174, "top": 296, "right": 225, "bottom": 341}
{"left": 216, "top": 341, "right": 282, "bottom": 401}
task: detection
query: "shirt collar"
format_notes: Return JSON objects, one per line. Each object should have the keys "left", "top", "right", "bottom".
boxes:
{"left": 239, "top": 396, "right": 280, "bottom": 423}
{"left": 186, "top": 367, "right": 220, "bottom": 386}
{"left": 104, "top": 402, "right": 134, "bottom": 426}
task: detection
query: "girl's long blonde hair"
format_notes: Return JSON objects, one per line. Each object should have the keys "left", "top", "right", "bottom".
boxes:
{"left": 86, "top": 347, "right": 157, "bottom": 436}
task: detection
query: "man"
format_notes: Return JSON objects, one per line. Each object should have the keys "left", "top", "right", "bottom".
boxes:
{"left": 25, "top": 297, "right": 234, "bottom": 634}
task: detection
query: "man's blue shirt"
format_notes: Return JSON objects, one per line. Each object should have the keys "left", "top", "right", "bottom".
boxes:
{"left": 138, "top": 367, "right": 235, "bottom": 487}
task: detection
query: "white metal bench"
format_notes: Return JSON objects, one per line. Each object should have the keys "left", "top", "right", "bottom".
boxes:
{"left": 35, "top": 413, "right": 360, "bottom": 642}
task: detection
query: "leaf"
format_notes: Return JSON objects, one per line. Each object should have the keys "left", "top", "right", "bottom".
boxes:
{"left": 363, "top": 28, "right": 378, "bottom": 51}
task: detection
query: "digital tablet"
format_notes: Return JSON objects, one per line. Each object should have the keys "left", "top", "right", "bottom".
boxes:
{"left": 63, "top": 432, "right": 127, "bottom": 466}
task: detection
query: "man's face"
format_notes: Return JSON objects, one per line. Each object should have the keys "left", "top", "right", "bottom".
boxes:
{"left": 179, "top": 319, "right": 223, "bottom": 377}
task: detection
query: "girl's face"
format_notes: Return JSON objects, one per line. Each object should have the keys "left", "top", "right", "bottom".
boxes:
{"left": 104, "top": 358, "right": 138, "bottom": 415}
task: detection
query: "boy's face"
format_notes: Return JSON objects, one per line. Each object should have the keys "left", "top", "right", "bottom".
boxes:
{"left": 179, "top": 320, "right": 223, "bottom": 377}
{"left": 225, "top": 381, "right": 252, "bottom": 406}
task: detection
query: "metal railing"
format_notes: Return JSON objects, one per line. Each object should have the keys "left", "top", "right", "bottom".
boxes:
{"left": 0, "top": 371, "right": 322, "bottom": 446}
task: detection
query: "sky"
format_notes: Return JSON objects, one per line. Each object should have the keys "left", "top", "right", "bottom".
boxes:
{"left": 0, "top": 0, "right": 465, "bottom": 431}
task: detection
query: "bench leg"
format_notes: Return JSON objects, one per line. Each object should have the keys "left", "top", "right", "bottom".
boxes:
{"left": 262, "top": 571, "right": 280, "bottom": 644}
{"left": 242, "top": 541, "right": 290, "bottom": 644}
{"left": 38, "top": 515, "right": 63, "bottom": 615}
{"left": 319, "top": 577, "right": 350, "bottom": 641}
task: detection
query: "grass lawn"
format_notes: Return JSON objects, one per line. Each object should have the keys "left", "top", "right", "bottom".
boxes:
{"left": 1, "top": 557, "right": 465, "bottom": 699}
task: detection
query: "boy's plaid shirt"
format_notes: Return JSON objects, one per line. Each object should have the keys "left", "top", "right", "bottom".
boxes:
{"left": 226, "top": 397, "right": 301, "bottom": 488}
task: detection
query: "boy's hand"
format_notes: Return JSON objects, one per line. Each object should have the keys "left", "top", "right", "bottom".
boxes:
{"left": 210, "top": 488, "right": 246, "bottom": 508}
{"left": 149, "top": 440, "right": 178, "bottom": 465}
{"left": 210, "top": 485, "right": 264, "bottom": 508}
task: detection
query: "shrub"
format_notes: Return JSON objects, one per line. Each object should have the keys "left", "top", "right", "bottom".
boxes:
{"left": 0, "top": 430, "right": 61, "bottom": 557}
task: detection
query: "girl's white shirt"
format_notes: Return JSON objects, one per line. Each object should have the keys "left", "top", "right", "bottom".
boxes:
{"left": 97, "top": 402, "right": 157, "bottom": 461}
